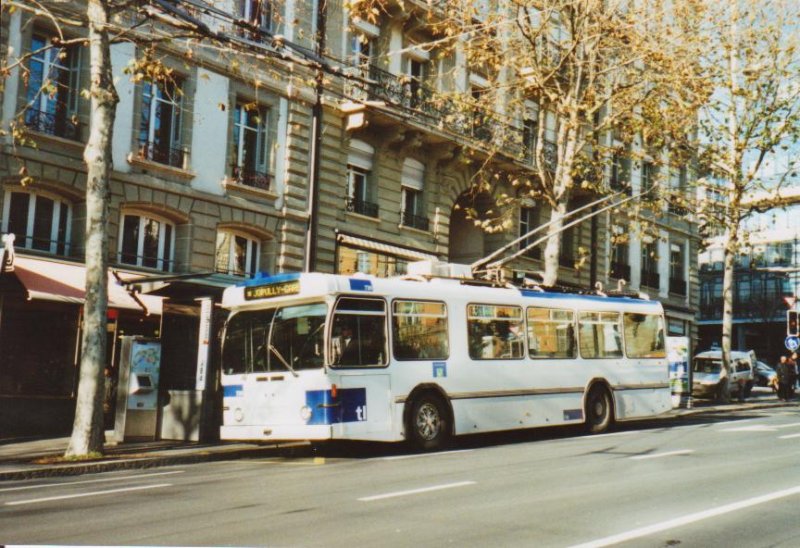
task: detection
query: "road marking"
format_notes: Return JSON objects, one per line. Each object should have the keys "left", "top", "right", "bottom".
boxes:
{"left": 381, "top": 449, "right": 474, "bottom": 461}
{"left": 720, "top": 424, "right": 777, "bottom": 432}
{"left": 570, "top": 484, "right": 800, "bottom": 548}
{"left": 776, "top": 422, "right": 800, "bottom": 429}
{"left": 630, "top": 449, "right": 694, "bottom": 460}
{"left": 358, "top": 481, "right": 476, "bottom": 502}
{"left": 779, "top": 433, "right": 800, "bottom": 440}
{"left": 5, "top": 483, "right": 172, "bottom": 506}
{"left": 0, "top": 470, "right": 184, "bottom": 493}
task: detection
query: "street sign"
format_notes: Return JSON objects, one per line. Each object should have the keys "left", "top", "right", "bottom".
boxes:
{"left": 786, "top": 336, "right": 800, "bottom": 352}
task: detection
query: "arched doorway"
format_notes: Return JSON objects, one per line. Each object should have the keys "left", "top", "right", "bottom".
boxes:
{"left": 448, "top": 190, "right": 496, "bottom": 264}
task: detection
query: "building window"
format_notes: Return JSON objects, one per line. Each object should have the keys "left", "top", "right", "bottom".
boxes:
{"left": 670, "top": 242, "right": 687, "bottom": 295}
{"left": 345, "top": 140, "right": 378, "bottom": 217}
{"left": 119, "top": 213, "right": 175, "bottom": 271}
{"left": 350, "top": 34, "right": 372, "bottom": 68}
{"left": 24, "top": 34, "right": 82, "bottom": 141}
{"left": 610, "top": 152, "right": 631, "bottom": 194}
{"left": 232, "top": 101, "right": 270, "bottom": 191}
{"left": 404, "top": 57, "right": 427, "bottom": 108}
{"left": 523, "top": 118, "right": 537, "bottom": 165}
{"left": 2, "top": 190, "right": 71, "bottom": 255}
{"left": 215, "top": 231, "right": 260, "bottom": 277}
{"left": 138, "top": 79, "right": 184, "bottom": 168}
{"left": 400, "top": 158, "right": 428, "bottom": 230}
{"left": 239, "top": 0, "right": 273, "bottom": 40}
{"left": 559, "top": 223, "right": 575, "bottom": 267}
{"left": 519, "top": 206, "right": 541, "bottom": 259}
{"left": 345, "top": 165, "right": 378, "bottom": 217}
{"left": 337, "top": 245, "right": 407, "bottom": 278}
{"left": 641, "top": 240, "right": 659, "bottom": 289}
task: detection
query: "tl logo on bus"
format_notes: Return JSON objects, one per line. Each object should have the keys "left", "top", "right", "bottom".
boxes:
{"left": 305, "top": 388, "right": 368, "bottom": 425}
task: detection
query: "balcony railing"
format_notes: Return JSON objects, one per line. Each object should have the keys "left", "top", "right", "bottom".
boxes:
{"left": 610, "top": 261, "right": 631, "bottom": 280}
{"left": 401, "top": 211, "right": 429, "bottom": 231}
{"left": 641, "top": 269, "right": 660, "bottom": 289}
{"left": 669, "top": 277, "right": 687, "bottom": 295}
{"left": 346, "top": 65, "right": 526, "bottom": 160}
{"left": 345, "top": 196, "right": 379, "bottom": 218}
{"left": 24, "top": 108, "right": 81, "bottom": 141}
{"left": 137, "top": 139, "right": 186, "bottom": 169}
{"left": 232, "top": 165, "right": 271, "bottom": 191}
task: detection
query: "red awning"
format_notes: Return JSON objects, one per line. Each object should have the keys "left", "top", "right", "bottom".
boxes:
{"left": 11, "top": 256, "right": 163, "bottom": 315}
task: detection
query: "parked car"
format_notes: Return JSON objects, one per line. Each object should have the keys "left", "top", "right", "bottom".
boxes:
{"left": 692, "top": 350, "right": 755, "bottom": 400}
{"left": 754, "top": 360, "right": 778, "bottom": 391}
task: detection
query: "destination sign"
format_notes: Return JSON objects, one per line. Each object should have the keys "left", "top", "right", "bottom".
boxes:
{"left": 244, "top": 280, "right": 300, "bottom": 300}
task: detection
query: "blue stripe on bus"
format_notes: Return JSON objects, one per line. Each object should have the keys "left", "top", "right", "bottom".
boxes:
{"left": 519, "top": 289, "right": 654, "bottom": 305}
{"left": 223, "top": 384, "right": 244, "bottom": 398}
{"left": 349, "top": 279, "right": 374, "bottom": 292}
{"left": 306, "top": 388, "right": 368, "bottom": 425}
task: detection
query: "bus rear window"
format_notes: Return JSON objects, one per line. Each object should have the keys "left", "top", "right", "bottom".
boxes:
{"left": 392, "top": 300, "right": 449, "bottom": 360}
{"left": 623, "top": 313, "right": 666, "bottom": 358}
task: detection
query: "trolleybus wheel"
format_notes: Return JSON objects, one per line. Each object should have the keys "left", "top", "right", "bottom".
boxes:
{"left": 585, "top": 386, "right": 613, "bottom": 434}
{"left": 409, "top": 394, "right": 450, "bottom": 451}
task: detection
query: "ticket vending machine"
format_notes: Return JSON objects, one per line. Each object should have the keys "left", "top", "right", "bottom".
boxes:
{"left": 114, "top": 336, "right": 161, "bottom": 442}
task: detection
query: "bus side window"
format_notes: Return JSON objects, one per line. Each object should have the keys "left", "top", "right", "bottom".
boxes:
{"left": 392, "top": 300, "right": 449, "bottom": 360}
{"left": 578, "top": 311, "right": 623, "bottom": 359}
{"left": 527, "top": 307, "right": 576, "bottom": 359}
{"left": 467, "top": 304, "right": 524, "bottom": 360}
{"left": 331, "top": 297, "right": 387, "bottom": 367}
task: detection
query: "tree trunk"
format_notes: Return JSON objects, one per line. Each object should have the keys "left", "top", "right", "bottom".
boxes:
{"left": 66, "top": 0, "right": 118, "bottom": 457}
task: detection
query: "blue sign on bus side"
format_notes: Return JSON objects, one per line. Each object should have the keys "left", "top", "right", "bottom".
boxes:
{"left": 349, "top": 279, "right": 373, "bottom": 292}
{"left": 306, "top": 388, "right": 368, "bottom": 425}
{"left": 433, "top": 361, "right": 447, "bottom": 378}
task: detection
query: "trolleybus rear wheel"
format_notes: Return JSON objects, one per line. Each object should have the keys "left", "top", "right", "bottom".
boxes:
{"left": 585, "top": 386, "right": 613, "bottom": 434}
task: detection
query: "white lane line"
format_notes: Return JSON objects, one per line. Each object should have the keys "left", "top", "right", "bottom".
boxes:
{"left": 720, "top": 425, "right": 777, "bottom": 432}
{"left": 630, "top": 449, "right": 694, "bottom": 461}
{"left": 570, "top": 484, "right": 800, "bottom": 548}
{"left": 0, "top": 470, "right": 184, "bottom": 493}
{"left": 358, "top": 481, "right": 476, "bottom": 502}
{"left": 5, "top": 483, "right": 172, "bottom": 506}
{"left": 779, "top": 433, "right": 800, "bottom": 440}
{"left": 381, "top": 450, "right": 474, "bottom": 461}
{"left": 776, "top": 422, "right": 800, "bottom": 429}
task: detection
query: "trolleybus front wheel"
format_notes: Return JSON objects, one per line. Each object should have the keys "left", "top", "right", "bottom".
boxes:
{"left": 585, "top": 386, "right": 613, "bottom": 434}
{"left": 408, "top": 394, "right": 450, "bottom": 451}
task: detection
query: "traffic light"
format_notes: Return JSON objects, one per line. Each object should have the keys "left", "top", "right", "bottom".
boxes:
{"left": 788, "top": 310, "right": 799, "bottom": 337}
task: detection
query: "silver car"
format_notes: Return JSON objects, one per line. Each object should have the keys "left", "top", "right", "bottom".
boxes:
{"left": 692, "top": 350, "right": 755, "bottom": 400}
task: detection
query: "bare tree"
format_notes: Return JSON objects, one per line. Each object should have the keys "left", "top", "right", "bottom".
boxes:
{"left": 694, "top": 0, "right": 800, "bottom": 402}
{"left": 348, "top": 0, "right": 702, "bottom": 284}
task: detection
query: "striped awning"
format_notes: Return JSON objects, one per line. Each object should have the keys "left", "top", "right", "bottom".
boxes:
{"left": 337, "top": 234, "right": 437, "bottom": 262}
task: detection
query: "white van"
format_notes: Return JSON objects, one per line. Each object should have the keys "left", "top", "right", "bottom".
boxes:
{"left": 692, "top": 350, "right": 756, "bottom": 400}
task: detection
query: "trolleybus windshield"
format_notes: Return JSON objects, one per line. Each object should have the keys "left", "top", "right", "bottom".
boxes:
{"left": 222, "top": 302, "right": 327, "bottom": 375}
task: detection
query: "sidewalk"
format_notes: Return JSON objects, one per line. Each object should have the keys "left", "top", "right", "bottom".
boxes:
{"left": 0, "top": 392, "right": 794, "bottom": 481}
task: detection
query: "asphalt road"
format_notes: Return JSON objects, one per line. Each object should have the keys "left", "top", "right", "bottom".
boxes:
{"left": 3, "top": 408, "right": 800, "bottom": 547}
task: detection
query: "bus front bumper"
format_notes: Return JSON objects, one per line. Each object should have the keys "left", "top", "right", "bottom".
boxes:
{"left": 220, "top": 424, "right": 333, "bottom": 442}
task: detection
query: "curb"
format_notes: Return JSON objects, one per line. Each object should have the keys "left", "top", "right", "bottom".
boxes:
{"left": 0, "top": 443, "right": 307, "bottom": 481}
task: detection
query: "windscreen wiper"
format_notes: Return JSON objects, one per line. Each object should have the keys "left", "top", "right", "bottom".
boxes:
{"left": 269, "top": 344, "right": 299, "bottom": 378}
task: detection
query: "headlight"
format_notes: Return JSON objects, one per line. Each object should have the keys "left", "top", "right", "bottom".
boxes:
{"left": 300, "top": 405, "right": 312, "bottom": 421}
{"left": 234, "top": 408, "right": 244, "bottom": 422}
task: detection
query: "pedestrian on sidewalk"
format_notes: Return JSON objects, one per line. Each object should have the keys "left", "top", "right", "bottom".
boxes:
{"left": 777, "top": 355, "right": 791, "bottom": 401}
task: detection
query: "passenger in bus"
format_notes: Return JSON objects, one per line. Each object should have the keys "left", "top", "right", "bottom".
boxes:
{"left": 332, "top": 322, "right": 360, "bottom": 365}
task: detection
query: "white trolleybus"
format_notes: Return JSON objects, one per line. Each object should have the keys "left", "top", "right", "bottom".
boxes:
{"left": 220, "top": 261, "right": 671, "bottom": 450}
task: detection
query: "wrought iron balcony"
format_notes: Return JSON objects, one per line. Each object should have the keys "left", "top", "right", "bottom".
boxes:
{"left": 346, "top": 65, "right": 526, "bottom": 160}
{"left": 137, "top": 140, "right": 186, "bottom": 169}
{"left": 24, "top": 108, "right": 81, "bottom": 141}
{"left": 232, "top": 165, "right": 271, "bottom": 191}
{"left": 345, "top": 196, "right": 379, "bottom": 218}
{"left": 401, "top": 211, "right": 429, "bottom": 231}
{"left": 641, "top": 269, "right": 660, "bottom": 289}
{"left": 610, "top": 261, "right": 631, "bottom": 280}
{"left": 670, "top": 277, "right": 687, "bottom": 295}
